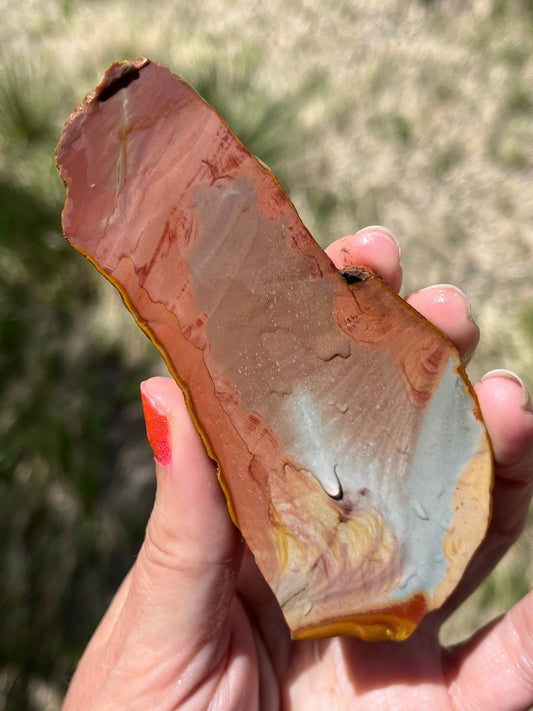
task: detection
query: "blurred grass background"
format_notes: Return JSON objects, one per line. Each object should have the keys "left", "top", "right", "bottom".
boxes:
{"left": 0, "top": 0, "right": 532, "bottom": 708}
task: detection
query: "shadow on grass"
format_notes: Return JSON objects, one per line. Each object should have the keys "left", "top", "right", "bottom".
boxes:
{"left": 0, "top": 181, "right": 156, "bottom": 708}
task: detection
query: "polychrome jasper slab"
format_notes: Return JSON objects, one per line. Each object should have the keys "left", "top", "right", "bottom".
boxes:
{"left": 56, "top": 59, "right": 493, "bottom": 641}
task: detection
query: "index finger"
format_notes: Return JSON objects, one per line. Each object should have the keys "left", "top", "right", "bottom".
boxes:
{"left": 325, "top": 225, "right": 403, "bottom": 292}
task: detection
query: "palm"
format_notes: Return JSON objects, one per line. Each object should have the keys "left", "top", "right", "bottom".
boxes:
{"left": 224, "top": 567, "right": 447, "bottom": 710}
{"left": 221, "top": 614, "right": 447, "bottom": 710}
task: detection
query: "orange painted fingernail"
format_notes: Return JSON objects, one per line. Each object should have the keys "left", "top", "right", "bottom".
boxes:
{"left": 141, "top": 392, "right": 172, "bottom": 465}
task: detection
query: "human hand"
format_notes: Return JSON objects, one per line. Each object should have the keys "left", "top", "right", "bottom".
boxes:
{"left": 63, "top": 227, "right": 533, "bottom": 711}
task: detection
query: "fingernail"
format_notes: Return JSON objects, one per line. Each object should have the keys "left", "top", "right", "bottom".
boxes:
{"left": 358, "top": 225, "right": 401, "bottom": 255}
{"left": 417, "top": 284, "right": 474, "bottom": 321}
{"left": 481, "top": 369, "right": 532, "bottom": 412}
{"left": 141, "top": 391, "right": 172, "bottom": 465}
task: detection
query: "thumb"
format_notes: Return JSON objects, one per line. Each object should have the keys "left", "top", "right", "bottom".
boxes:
{"left": 64, "top": 377, "right": 244, "bottom": 710}
{"left": 128, "top": 375, "right": 243, "bottom": 654}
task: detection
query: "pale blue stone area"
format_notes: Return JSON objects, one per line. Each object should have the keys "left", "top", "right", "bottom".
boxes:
{"left": 276, "top": 357, "right": 483, "bottom": 601}
{"left": 390, "top": 358, "right": 483, "bottom": 599}
{"left": 284, "top": 388, "right": 344, "bottom": 499}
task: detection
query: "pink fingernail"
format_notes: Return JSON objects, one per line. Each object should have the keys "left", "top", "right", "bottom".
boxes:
{"left": 141, "top": 392, "right": 172, "bottom": 465}
{"left": 417, "top": 284, "right": 474, "bottom": 321}
{"left": 481, "top": 369, "right": 532, "bottom": 412}
{"left": 358, "top": 225, "right": 401, "bottom": 254}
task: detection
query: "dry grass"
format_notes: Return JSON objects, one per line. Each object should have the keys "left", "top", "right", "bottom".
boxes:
{"left": 1, "top": 0, "right": 532, "bottom": 707}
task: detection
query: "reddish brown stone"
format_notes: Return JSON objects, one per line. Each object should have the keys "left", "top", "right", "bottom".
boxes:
{"left": 56, "top": 59, "right": 493, "bottom": 641}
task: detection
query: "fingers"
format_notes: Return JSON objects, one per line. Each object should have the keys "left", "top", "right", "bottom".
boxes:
{"left": 405, "top": 286, "right": 480, "bottom": 363}
{"left": 476, "top": 371, "right": 533, "bottom": 473}
{"left": 446, "top": 590, "right": 533, "bottom": 711}
{"left": 131, "top": 377, "right": 243, "bottom": 648}
{"left": 474, "top": 370, "right": 533, "bottom": 554}
{"left": 64, "top": 377, "right": 244, "bottom": 709}
{"left": 327, "top": 226, "right": 479, "bottom": 361}
{"left": 325, "top": 225, "right": 403, "bottom": 292}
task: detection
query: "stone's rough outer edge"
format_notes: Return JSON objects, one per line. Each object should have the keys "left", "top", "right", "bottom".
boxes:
{"left": 56, "top": 59, "right": 494, "bottom": 641}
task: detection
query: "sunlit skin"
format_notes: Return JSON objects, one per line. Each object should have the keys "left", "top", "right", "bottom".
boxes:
{"left": 63, "top": 227, "right": 533, "bottom": 711}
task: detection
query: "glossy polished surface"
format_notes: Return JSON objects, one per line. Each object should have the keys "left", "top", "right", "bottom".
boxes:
{"left": 56, "top": 59, "right": 493, "bottom": 641}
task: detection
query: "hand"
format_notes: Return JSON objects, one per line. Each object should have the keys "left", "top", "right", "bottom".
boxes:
{"left": 63, "top": 227, "right": 533, "bottom": 711}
